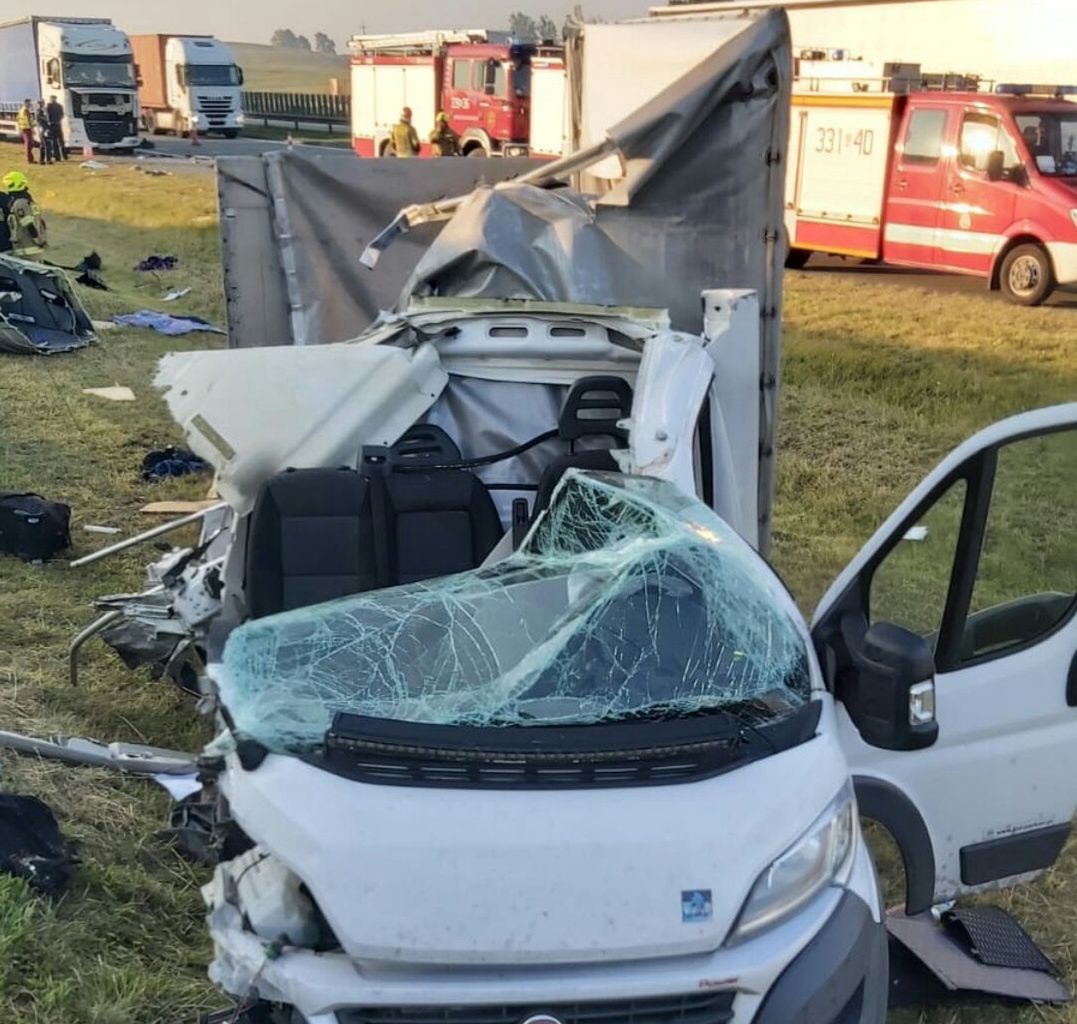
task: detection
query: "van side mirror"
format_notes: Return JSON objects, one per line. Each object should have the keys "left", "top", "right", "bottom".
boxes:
{"left": 986, "top": 149, "right": 1005, "bottom": 182}
{"left": 842, "top": 621, "right": 939, "bottom": 751}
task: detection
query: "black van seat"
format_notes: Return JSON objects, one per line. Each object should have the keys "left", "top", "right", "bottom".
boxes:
{"left": 246, "top": 467, "right": 376, "bottom": 619}
{"left": 246, "top": 429, "right": 503, "bottom": 618}
{"left": 387, "top": 470, "right": 502, "bottom": 585}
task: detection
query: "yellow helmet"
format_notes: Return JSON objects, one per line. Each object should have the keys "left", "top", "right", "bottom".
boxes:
{"left": 436, "top": 111, "right": 449, "bottom": 123}
{"left": 2, "top": 171, "right": 29, "bottom": 194}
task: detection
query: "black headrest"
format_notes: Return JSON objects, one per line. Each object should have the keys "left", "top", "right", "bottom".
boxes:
{"left": 389, "top": 425, "right": 462, "bottom": 467}
{"left": 559, "top": 376, "right": 633, "bottom": 443}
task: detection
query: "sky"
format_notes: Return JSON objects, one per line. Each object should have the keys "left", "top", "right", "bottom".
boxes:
{"left": 0, "top": 0, "right": 649, "bottom": 45}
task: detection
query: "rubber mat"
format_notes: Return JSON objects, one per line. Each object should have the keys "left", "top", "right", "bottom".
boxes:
{"left": 943, "top": 907, "right": 1056, "bottom": 973}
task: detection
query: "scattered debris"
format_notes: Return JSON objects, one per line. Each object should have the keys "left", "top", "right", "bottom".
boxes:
{"left": 903, "top": 525, "right": 929, "bottom": 541}
{"left": 0, "top": 794, "right": 76, "bottom": 896}
{"left": 134, "top": 254, "right": 178, "bottom": 273}
{"left": 82, "top": 385, "right": 135, "bottom": 402}
{"left": 79, "top": 159, "right": 107, "bottom": 171}
{"left": 0, "top": 492, "right": 71, "bottom": 561}
{"left": 133, "top": 165, "right": 172, "bottom": 177}
{"left": 153, "top": 773, "right": 202, "bottom": 801}
{"left": 0, "top": 254, "right": 96, "bottom": 355}
{"left": 162, "top": 287, "right": 191, "bottom": 302}
{"left": 887, "top": 908, "right": 1069, "bottom": 1003}
{"left": 91, "top": 319, "right": 118, "bottom": 332}
{"left": 0, "top": 729, "right": 198, "bottom": 775}
{"left": 114, "top": 310, "right": 224, "bottom": 336}
{"left": 142, "top": 446, "right": 211, "bottom": 481}
{"left": 141, "top": 499, "right": 222, "bottom": 515}
{"left": 83, "top": 524, "right": 121, "bottom": 535}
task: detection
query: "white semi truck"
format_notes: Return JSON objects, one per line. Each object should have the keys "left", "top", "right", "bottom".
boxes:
{"left": 0, "top": 16, "right": 140, "bottom": 151}
{"left": 131, "top": 34, "right": 245, "bottom": 138}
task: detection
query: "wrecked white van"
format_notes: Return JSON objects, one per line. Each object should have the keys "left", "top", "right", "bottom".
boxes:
{"left": 148, "top": 289, "right": 1076, "bottom": 1024}
{"left": 69, "top": 10, "right": 1076, "bottom": 1020}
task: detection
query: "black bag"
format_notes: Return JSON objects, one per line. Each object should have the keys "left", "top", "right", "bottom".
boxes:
{"left": 0, "top": 793, "right": 76, "bottom": 895}
{"left": 0, "top": 492, "right": 71, "bottom": 561}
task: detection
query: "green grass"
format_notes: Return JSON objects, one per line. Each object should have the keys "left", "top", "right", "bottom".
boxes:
{"left": 230, "top": 42, "right": 349, "bottom": 94}
{"left": 0, "top": 137, "right": 1074, "bottom": 1021}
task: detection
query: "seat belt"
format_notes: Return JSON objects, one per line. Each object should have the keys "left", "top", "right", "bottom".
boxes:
{"left": 361, "top": 447, "right": 393, "bottom": 590}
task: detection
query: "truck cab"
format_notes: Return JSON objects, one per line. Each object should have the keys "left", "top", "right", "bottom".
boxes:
{"left": 38, "top": 19, "right": 139, "bottom": 149}
{"left": 882, "top": 89, "right": 1077, "bottom": 303}
{"left": 442, "top": 42, "right": 535, "bottom": 157}
{"left": 164, "top": 37, "right": 244, "bottom": 137}
{"left": 786, "top": 78, "right": 1077, "bottom": 304}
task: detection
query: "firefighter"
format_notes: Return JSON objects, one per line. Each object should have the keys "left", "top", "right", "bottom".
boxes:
{"left": 15, "top": 100, "right": 35, "bottom": 165}
{"left": 391, "top": 107, "right": 420, "bottom": 158}
{"left": 429, "top": 112, "right": 459, "bottom": 157}
{"left": 2, "top": 172, "right": 48, "bottom": 258}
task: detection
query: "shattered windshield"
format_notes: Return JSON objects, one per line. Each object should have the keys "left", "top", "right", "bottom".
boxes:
{"left": 219, "top": 472, "right": 811, "bottom": 754}
{"left": 1015, "top": 112, "right": 1077, "bottom": 176}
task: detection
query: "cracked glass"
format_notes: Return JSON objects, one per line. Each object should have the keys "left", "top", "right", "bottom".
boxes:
{"left": 218, "top": 472, "right": 811, "bottom": 753}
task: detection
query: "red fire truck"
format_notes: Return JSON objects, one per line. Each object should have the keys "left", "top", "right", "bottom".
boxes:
{"left": 786, "top": 73, "right": 1077, "bottom": 304}
{"left": 349, "top": 30, "right": 564, "bottom": 160}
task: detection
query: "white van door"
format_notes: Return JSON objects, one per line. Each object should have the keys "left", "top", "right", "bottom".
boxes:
{"left": 812, "top": 404, "right": 1077, "bottom": 914}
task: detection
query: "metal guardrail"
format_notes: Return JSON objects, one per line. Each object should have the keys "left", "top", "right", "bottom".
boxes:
{"left": 242, "top": 91, "right": 351, "bottom": 133}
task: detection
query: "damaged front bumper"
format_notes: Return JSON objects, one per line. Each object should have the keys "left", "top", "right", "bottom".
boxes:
{"left": 204, "top": 841, "right": 886, "bottom": 1024}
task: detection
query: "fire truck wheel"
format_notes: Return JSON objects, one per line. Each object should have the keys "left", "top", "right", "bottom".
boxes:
{"left": 466, "top": 146, "right": 488, "bottom": 158}
{"left": 1000, "top": 243, "right": 1053, "bottom": 306}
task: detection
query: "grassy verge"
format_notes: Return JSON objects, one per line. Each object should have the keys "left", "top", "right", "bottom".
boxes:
{"left": 0, "top": 138, "right": 1073, "bottom": 1021}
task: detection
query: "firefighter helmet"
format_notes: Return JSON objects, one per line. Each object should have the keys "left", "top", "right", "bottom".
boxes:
{"left": 2, "top": 171, "right": 29, "bottom": 194}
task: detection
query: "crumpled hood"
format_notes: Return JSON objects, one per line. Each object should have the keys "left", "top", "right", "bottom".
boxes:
{"left": 221, "top": 703, "right": 847, "bottom": 966}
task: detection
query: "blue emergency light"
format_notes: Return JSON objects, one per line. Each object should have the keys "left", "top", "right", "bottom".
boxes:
{"left": 996, "top": 84, "right": 1077, "bottom": 98}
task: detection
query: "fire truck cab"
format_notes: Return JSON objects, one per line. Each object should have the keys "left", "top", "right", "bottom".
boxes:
{"left": 786, "top": 76, "right": 1077, "bottom": 304}
{"left": 350, "top": 31, "right": 550, "bottom": 159}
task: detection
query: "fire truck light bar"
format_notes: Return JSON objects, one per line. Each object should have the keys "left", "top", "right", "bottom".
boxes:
{"left": 996, "top": 84, "right": 1077, "bottom": 98}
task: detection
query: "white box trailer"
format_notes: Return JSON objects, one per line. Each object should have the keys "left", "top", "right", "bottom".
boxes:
{"left": 0, "top": 16, "right": 140, "bottom": 150}
{"left": 650, "top": 0, "right": 1077, "bottom": 89}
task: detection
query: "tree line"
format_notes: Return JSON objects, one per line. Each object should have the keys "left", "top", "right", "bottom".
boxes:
{"left": 270, "top": 29, "right": 337, "bottom": 54}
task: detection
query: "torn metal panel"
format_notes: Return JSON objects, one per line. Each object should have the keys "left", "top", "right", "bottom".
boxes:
{"left": 155, "top": 342, "right": 448, "bottom": 513}
{"left": 0, "top": 255, "right": 95, "bottom": 355}
{"left": 886, "top": 909, "right": 1070, "bottom": 1003}
{"left": 216, "top": 471, "right": 810, "bottom": 754}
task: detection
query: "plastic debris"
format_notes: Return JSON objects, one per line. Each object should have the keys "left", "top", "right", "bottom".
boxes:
{"left": 80, "top": 160, "right": 107, "bottom": 170}
{"left": 83, "top": 524, "right": 121, "bottom": 535}
{"left": 82, "top": 385, "right": 135, "bottom": 401}
{"left": 162, "top": 287, "right": 192, "bottom": 302}
{"left": 219, "top": 472, "right": 811, "bottom": 753}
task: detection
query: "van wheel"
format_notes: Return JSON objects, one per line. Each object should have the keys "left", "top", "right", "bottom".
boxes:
{"left": 1000, "top": 243, "right": 1053, "bottom": 305}
{"left": 785, "top": 247, "right": 812, "bottom": 270}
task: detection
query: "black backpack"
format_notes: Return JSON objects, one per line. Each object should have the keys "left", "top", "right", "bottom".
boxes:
{"left": 0, "top": 492, "right": 71, "bottom": 562}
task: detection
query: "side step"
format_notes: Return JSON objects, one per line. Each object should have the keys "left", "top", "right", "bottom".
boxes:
{"left": 887, "top": 906, "right": 1070, "bottom": 1007}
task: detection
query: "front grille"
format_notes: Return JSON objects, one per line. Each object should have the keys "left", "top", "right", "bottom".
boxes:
{"left": 322, "top": 723, "right": 746, "bottom": 790}
{"left": 338, "top": 992, "right": 737, "bottom": 1024}
{"left": 84, "top": 114, "right": 133, "bottom": 144}
{"left": 198, "top": 98, "right": 234, "bottom": 114}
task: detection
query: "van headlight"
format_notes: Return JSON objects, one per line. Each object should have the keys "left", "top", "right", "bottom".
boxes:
{"left": 727, "top": 781, "right": 856, "bottom": 944}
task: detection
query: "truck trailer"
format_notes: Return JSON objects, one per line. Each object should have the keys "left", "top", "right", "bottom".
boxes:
{"left": 349, "top": 30, "right": 565, "bottom": 159}
{"left": 131, "top": 34, "right": 244, "bottom": 138}
{"left": 0, "top": 16, "right": 140, "bottom": 151}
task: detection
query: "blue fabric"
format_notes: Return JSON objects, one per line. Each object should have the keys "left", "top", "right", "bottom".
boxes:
{"left": 113, "top": 310, "right": 224, "bottom": 336}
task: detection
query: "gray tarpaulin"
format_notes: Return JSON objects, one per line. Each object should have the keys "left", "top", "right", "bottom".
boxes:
{"left": 215, "top": 9, "right": 790, "bottom": 545}
{"left": 217, "top": 155, "right": 540, "bottom": 348}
